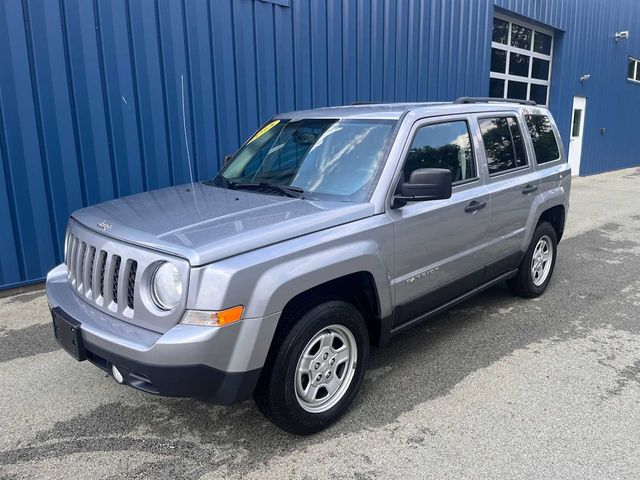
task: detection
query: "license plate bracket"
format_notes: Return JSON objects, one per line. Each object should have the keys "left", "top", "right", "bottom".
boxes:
{"left": 52, "top": 307, "right": 87, "bottom": 361}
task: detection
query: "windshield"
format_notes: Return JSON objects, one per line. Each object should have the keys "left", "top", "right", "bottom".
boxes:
{"left": 212, "top": 118, "right": 397, "bottom": 202}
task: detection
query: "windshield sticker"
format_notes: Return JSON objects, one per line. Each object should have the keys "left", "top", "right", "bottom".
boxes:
{"left": 248, "top": 120, "right": 280, "bottom": 143}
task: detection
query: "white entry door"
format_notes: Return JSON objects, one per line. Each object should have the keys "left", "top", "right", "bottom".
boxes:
{"left": 568, "top": 96, "right": 587, "bottom": 176}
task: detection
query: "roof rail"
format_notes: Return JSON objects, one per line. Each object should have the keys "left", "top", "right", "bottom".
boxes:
{"left": 350, "top": 101, "right": 380, "bottom": 105}
{"left": 453, "top": 96, "right": 537, "bottom": 106}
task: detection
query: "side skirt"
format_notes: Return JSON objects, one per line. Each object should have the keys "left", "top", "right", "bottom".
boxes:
{"left": 388, "top": 269, "right": 518, "bottom": 337}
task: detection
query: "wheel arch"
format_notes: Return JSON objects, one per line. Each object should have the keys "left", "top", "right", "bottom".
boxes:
{"left": 521, "top": 190, "right": 567, "bottom": 251}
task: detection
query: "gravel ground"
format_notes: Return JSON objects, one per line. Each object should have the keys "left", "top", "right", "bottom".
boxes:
{"left": 1, "top": 167, "right": 639, "bottom": 479}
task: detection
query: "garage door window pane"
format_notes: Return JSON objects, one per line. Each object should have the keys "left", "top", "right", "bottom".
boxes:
{"left": 510, "top": 23, "right": 532, "bottom": 50}
{"left": 509, "top": 53, "right": 530, "bottom": 77}
{"left": 493, "top": 18, "right": 509, "bottom": 44}
{"left": 525, "top": 115, "right": 560, "bottom": 164}
{"left": 529, "top": 84, "right": 548, "bottom": 105}
{"left": 532, "top": 58, "right": 550, "bottom": 80}
{"left": 533, "top": 31, "right": 552, "bottom": 54}
{"left": 489, "top": 78, "right": 505, "bottom": 98}
{"left": 491, "top": 48, "right": 507, "bottom": 73}
{"left": 507, "top": 80, "right": 527, "bottom": 100}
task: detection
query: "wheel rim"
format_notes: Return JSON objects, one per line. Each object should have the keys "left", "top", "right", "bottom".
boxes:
{"left": 294, "top": 324, "right": 358, "bottom": 414}
{"left": 531, "top": 235, "right": 553, "bottom": 287}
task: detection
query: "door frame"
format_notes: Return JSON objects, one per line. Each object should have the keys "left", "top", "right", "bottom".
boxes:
{"left": 568, "top": 96, "right": 587, "bottom": 176}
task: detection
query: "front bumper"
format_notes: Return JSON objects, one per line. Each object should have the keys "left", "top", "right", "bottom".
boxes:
{"left": 46, "top": 264, "right": 280, "bottom": 404}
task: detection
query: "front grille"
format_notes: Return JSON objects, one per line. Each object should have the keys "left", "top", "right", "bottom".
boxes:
{"left": 65, "top": 232, "right": 139, "bottom": 314}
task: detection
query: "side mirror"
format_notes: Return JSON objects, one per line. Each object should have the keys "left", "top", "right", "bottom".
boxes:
{"left": 393, "top": 168, "right": 452, "bottom": 208}
{"left": 224, "top": 154, "right": 233, "bottom": 165}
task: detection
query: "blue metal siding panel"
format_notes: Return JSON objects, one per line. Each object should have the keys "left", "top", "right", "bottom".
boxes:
{"left": 1, "top": 0, "right": 639, "bottom": 289}
{"left": 63, "top": 0, "right": 116, "bottom": 203}
{"left": 127, "top": 0, "right": 172, "bottom": 189}
{"left": 0, "top": 111, "right": 22, "bottom": 286}
{"left": 184, "top": 0, "right": 220, "bottom": 180}
{"left": 0, "top": 0, "right": 58, "bottom": 282}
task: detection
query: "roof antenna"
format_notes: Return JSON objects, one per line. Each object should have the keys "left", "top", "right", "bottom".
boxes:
{"left": 181, "top": 74, "right": 201, "bottom": 214}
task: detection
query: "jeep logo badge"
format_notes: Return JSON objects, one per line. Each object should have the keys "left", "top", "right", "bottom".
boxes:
{"left": 97, "top": 220, "right": 112, "bottom": 231}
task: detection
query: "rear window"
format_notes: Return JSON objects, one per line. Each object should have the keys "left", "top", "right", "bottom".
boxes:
{"left": 478, "top": 116, "right": 528, "bottom": 175}
{"left": 525, "top": 114, "right": 561, "bottom": 164}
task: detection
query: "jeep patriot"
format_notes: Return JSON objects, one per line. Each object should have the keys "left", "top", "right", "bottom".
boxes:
{"left": 46, "top": 98, "right": 571, "bottom": 434}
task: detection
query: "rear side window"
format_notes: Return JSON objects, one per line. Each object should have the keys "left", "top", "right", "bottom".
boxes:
{"left": 478, "top": 116, "right": 528, "bottom": 175}
{"left": 403, "top": 121, "right": 477, "bottom": 184}
{"left": 525, "top": 114, "right": 561, "bottom": 164}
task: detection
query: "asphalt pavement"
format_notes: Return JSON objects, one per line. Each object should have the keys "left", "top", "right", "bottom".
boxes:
{"left": 1, "top": 167, "right": 639, "bottom": 479}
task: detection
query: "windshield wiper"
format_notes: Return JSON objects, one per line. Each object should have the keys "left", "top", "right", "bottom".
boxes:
{"left": 232, "top": 182, "right": 305, "bottom": 199}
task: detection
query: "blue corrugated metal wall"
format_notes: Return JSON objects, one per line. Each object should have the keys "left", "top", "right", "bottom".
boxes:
{"left": 0, "top": 0, "right": 639, "bottom": 290}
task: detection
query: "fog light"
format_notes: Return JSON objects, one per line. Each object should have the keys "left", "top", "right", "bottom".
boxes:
{"left": 111, "top": 365, "right": 124, "bottom": 384}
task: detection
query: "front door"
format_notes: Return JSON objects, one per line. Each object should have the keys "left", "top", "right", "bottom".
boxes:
{"left": 389, "top": 117, "right": 490, "bottom": 327}
{"left": 568, "top": 96, "right": 587, "bottom": 176}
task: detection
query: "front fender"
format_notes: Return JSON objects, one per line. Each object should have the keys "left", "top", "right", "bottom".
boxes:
{"left": 187, "top": 215, "right": 395, "bottom": 319}
{"left": 250, "top": 241, "right": 393, "bottom": 319}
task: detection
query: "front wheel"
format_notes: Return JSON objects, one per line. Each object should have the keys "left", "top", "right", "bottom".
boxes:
{"left": 254, "top": 300, "right": 369, "bottom": 435}
{"left": 507, "top": 221, "right": 558, "bottom": 298}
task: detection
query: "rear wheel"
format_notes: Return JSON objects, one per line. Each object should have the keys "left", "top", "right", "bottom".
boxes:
{"left": 507, "top": 221, "right": 557, "bottom": 298}
{"left": 254, "top": 299, "right": 369, "bottom": 435}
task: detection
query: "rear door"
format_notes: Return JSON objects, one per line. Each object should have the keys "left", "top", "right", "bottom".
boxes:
{"left": 388, "top": 116, "right": 490, "bottom": 326}
{"left": 476, "top": 112, "right": 540, "bottom": 275}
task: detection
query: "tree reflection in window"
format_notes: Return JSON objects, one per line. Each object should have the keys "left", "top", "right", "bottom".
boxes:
{"left": 525, "top": 115, "right": 560, "bottom": 164}
{"left": 403, "top": 121, "right": 476, "bottom": 184}
{"left": 479, "top": 117, "right": 528, "bottom": 174}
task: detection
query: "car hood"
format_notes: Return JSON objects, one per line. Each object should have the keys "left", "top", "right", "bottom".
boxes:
{"left": 72, "top": 182, "right": 375, "bottom": 266}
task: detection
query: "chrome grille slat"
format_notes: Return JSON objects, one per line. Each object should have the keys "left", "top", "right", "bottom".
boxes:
{"left": 103, "top": 253, "right": 116, "bottom": 306}
{"left": 69, "top": 236, "right": 79, "bottom": 285}
{"left": 83, "top": 246, "right": 96, "bottom": 296}
{"left": 77, "top": 242, "right": 87, "bottom": 291}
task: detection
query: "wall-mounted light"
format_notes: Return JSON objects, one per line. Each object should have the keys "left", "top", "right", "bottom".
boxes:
{"left": 580, "top": 74, "right": 591, "bottom": 83}
{"left": 615, "top": 31, "right": 630, "bottom": 42}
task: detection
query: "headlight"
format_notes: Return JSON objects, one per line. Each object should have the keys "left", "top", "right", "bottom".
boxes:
{"left": 151, "top": 262, "right": 183, "bottom": 310}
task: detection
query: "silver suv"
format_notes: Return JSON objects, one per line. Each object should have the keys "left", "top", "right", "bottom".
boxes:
{"left": 46, "top": 98, "right": 570, "bottom": 434}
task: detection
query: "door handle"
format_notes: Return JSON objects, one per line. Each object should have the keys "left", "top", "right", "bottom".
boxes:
{"left": 464, "top": 200, "right": 487, "bottom": 213}
{"left": 521, "top": 184, "right": 538, "bottom": 194}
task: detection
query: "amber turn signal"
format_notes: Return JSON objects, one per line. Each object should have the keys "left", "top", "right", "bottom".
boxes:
{"left": 180, "top": 306, "right": 244, "bottom": 326}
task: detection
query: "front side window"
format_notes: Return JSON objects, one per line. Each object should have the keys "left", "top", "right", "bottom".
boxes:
{"left": 479, "top": 116, "right": 528, "bottom": 175}
{"left": 214, "top": 118, "right": 397, "bottom": 202}
{"left": 489, "top": 16, "right": 554, "bottom": 105}
{"left": 525, "top": 115, "right": 560, "bottom": 164}
{"left": 402, "top": 121, "right": 476, "bottom": 184}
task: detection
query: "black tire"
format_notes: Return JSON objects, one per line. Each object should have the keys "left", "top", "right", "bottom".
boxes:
{"left": 507, "top": 221, "right": 558, "bottom": 298}
{"left": 254, "top": 299, "right": 369, "bottom": 435}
